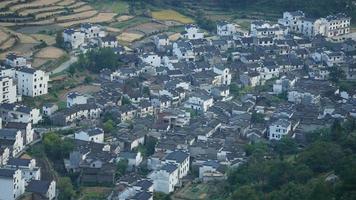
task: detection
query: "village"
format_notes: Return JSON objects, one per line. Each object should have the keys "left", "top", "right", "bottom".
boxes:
{"left": 0, "top": 3, "right": 355, "bottom": 200}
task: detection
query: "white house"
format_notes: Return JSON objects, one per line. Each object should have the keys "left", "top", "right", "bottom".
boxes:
{"left": 154, "top": 34, "right": 170, "bottom": 50}
{"left": 5, "top": 53, "right": 28, "bottom": 68}
{"left": 5, "top": 122, "right": 34, "bottom": 145}
{"left": 63, "top": 29, "right": 85, "bottom": 49}
{"left": 279, "top": 11, "right": 350, "bottom": 38}
{"left": 182, "top": 24, "right": 204, "bottom": 40}
{"left": 42, "top": 103, "right": 58, "bottom": 116}
{"left": 0, "top": 76, "right": 17, "bottom": 103}
{"left": 322, "top": 13, "right": 351, "bottom": 37}
{"left": 16, "top": 67, "right": 49, "bottom": 97}
{"left": 74, "top": 127, "right": 104, "bottom": 143}
{"left": 6, "top": 158, "right": 41, "bottom": 184}
{"left": 322, "top": 51, "right": 345, "bottom": 67}
{"left": 250, "top": 20, "right": 287, "bottom": 38}
{"left": 118, "top": 151, "right": 143, "bottom": 169}
{"left": 0, "top": 129, "right": 24, "bottom": 156}
{"left": 0, "top": 146, "right": 10, "bottom": 166}
{"left": 80, "top": 23, "right": 104, "bottom": 39}
{"left": 199, "top": 160, "right": 226, "bottom": 182}
{"left": 67, "top": 92, "right": 88, "bottom": 108}
{"left": 217, "top": 21, "right": 238, "bottom": 36}
{"left": 140, "top": 53, "right": 161, "bottom": 68}
{"left": 148, "top": 163, "right": 179, "bottom": 194}
{"left": 26, "top": 180, "right": 56, "bottom": 200}
{"left": 184, "top": 90, "right": 213, "bottom": 112}
{"left": 213, "top": 65, "right": 232, "bottom": 85}
{"left": 0, "top": 103, "right": 42, "bottom": 124}
{"left": 0, "top": 169, "right": 25, "bottom": 200}
{"left": 99, "top": 35, "right": 118, "bottom": 48}
{"left": 165, "top": 150, "right": 190, "bottom": 179}
{"left": 268, "top": 119, "right": 292, "bottom": 140}
{"left": 278, "top": 11, "right": 306, "bottom": 32}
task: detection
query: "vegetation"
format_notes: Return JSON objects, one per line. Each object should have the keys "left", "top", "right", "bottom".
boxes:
{"left": 71, "top": 48, "right": 118, "bottom": 73}
{"left": 58, "top": 177, "right": 76, "bottom": 200}
{"left": 116, "top": 159, "right": 128, "bottom": 178}
{"left": 137, "top": 136, "right": 158, "bottom": 157}
{"left": 43, "top": 132, "right": 74, "bottom": 161}
{"left": 214, "top": 118, "right": 356, "bottom": 200}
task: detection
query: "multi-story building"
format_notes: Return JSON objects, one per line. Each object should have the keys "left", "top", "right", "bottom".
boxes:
{"left": 268, "top": 119, "right": 292, "bottom": 140}
{"left": 279, "top": 11, "right": 351, "bottom": 38}
{"left": 63, "top": 29, "right": 85, "bottom": 49}
{"left": 182, "top": 24, "right": 204, "bottom": 40}
{"left": 16, "top": 67, "right": 49, "bottom": 97}
{"left": 0, "top": 76, "right": 17, "bottom": 103}
{"left": 0, "top": 169, "right": 25, "bottom": 200}
{"left": 217, "top": 21, "right": 238, "bottom": 36}
{"left": 5, "top": 158, "right": 41, "bottom": 184}
{"left": 80, "top": 23, "right": 104, "bottom": 39}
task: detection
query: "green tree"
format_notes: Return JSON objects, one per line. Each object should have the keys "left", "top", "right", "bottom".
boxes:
{"left": 329, "top": 66, "right": 346, "bottom": 84}
{"left": 231, "top": 185, "right": 261, "bottom": 200}
{"left": 273, "top": 137, "right": 298, "bottom": 160}
{"left": 58, "top": 177, "right": 76, "bottom": 200}
{"left": 116, "top": 159, "right": 128, "bottom": 178}
{"left": 103, "top": 119, "right": 115, "bottom": 133}
{"left": 55, "top": 31, "right": 65, "bottom": 49}
{"left": 43, "top": 132, "right": 74, "bottom": 161}
{"left": 298, "top": 141, "right": 344, "bottom": 173}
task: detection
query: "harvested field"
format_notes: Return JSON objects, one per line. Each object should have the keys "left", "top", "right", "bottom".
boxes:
{"left": 32, "top": 58, "right": 50, "bottom": 68}
{"left": 35, "top": 10, "right": 65, "bottom": 20}
{"left": 9, "top": 0, "right": 62, "bottom": 12}
{"left": 13, "top": 33, "right": 39, "bottom": 44}
{"left": 35, "top": 47, "right": 65, "bottom": 59}
{"left": 19, "top": 5, "right": 63, "bottom": 16}
{"left": 58, "top": 12, "right": 116, "bottom": 27}
{"left": 152, "top": 10, "right": 194, "bottom": 24}
{"left": 30, "top": 34, "right": 56, "bottom": 45}
{"left": 60, "top": 85, "right": 101, "bottom": 100}
{"left": 56, "top": 10, "right": 97, "bottom": 21}
{"left": 0, "top": 30, "right": 10, "bottom": 45}
{"left": 128, "top": 22, "right": 167, "bottom": 35}
{"left": 117, "top": 32, "right": 144, "bottom": 42}
{"left": 16, "top": 24, "right": 62, "bottom": 34}
{"left": 0, "top": 22, "right": 16, "bottom": 27}
{"left": 116, "top": 15, "right": 134, "bottom": 22}
{"left": 0, "top": 37, "right": 16, "bottom": 51}
{"left": 104, "top": 26, "right": 121, "bottom": 33}
{"left": 72, "top": 5, "right": 94, "bottom": 13}
{"left": 169, "top": 33, "right": 181, "bottom": 41}
{"left": 57, "top": 0, "right": 76, "bottom": 6}
{"left": 0, "top": 0, "right": 19, "bottom": 9}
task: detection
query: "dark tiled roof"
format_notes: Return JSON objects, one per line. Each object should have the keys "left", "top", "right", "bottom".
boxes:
{"left": 7, "top": 158, "right": 31, "bottom": 166}
{"left": 26, "top": 180, "right": 51, "bottom": 194}
{"left": 165, "top": 150, "right": 189, "bottom": 164}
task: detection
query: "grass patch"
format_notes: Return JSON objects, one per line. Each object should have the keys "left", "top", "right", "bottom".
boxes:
{"left": 80, "top": 187, "right": 112, "bottom": 200}
{"left": 89, "top": 0, "right": 129, "bottom": 15}
{"left": 111, "top": 16, "right": 151, "bottom": 29}
{"left": 152, "top": 9, "right": 194, "bottom": 24}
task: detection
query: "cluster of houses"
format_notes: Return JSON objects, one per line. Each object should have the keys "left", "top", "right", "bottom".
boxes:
{"left": 0, "top": 9, "right": 354, "bottom": 199}
{"left": 63, "top": 23, "right": 123, "bottom": 54}
{"left": 41, "top": 10, "right": 356, "bottom": 199}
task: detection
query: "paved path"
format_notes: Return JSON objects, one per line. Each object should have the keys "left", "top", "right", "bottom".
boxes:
{"left": 50, "top": 55, "right": 78, "bottom": 75}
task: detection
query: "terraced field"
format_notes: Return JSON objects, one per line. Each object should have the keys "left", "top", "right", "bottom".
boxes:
{"left": 0, "top": 0, "right": 115, "bottom": 27}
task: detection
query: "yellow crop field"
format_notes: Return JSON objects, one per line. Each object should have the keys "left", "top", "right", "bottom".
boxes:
{"left": 152, "top": 10, "right": 194, "bottom": 24}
